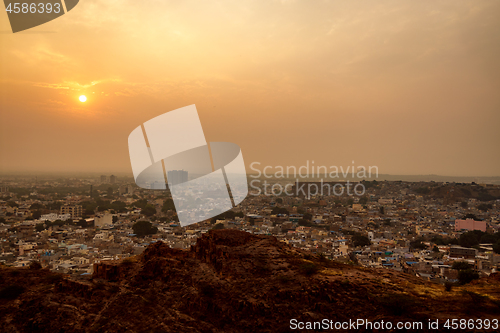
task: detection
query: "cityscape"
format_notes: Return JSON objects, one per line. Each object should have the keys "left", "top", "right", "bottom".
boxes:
{"left": 1, "top": 0, "right": 500, "bottom": 331}
{"left": 1, "top": 174, "right": 499, "bottom": 286}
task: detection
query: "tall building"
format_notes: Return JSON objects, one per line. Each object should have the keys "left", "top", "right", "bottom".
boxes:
{"left": 110, "top": 175, "right": 116, "bottom": 184}
{"left": 100, "top": 175, "right": 107, "bottom": 183}
{"left": 167, "top": 170, "right": 188, "bottom": 186}
{"left": 60, "top": 205, "right": 82, "bottom": 219}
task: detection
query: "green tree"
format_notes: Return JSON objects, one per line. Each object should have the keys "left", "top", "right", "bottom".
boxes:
{"left": 410, "top": 240, "right": 427, "bottom": 250}
{"left": 493, "top": 240, "right": 500, "bottom": 254}
{"left": 141, "top": 204, "right": 157, "bottom": 217}
{"left": 132, "top": 221, "right": 158, "bottom": 237}
{"left": 303, "top": 213, "right": 312, "bottom": 221}
{"left": 477, "top": 203, "right": 492, "bottom": 212}
{"left": 212, "top": 223, "right": 225, "bottom": 230}
{"left": 479, "top": 233, "right": 497, "bottom": 244}
{"left": 271, "top": 207, "right": 288, "bottom": 215}
{"left": 459, "top": 232, "right": 480, "bottom": 248}
{"left": 298, "top": 219, "right": 313, "bottom": 227}
{"left": 161, "top": 198, "right": 176, "bottom": 213}
{"left": 132, "top": 199, "right": 148, "bottom": 209}
{"left": 458, "top": 269, "right": 479, "bottom": 285}
{"left": 452, "top": 261, "right": 471, "bottom": 270}
{"left": 30, "top": 203, "right": 44, "bottom": 210}
{"left": 352, "top": 235, "right": 371, "bottom": 247}
{"left": 76, "top": 219, "right": 87, "bottom": 228}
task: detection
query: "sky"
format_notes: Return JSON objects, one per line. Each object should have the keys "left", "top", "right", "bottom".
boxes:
{"left": 0, "top": 0, "right": 499, "bottom": 177}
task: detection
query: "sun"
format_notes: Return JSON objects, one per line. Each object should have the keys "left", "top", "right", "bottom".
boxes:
{"left": 79, "top": 95, "right": 87, "bottom": 102}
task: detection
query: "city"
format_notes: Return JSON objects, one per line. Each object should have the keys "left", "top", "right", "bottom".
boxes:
{"left": 1, "top": 174, "right": 499, "bottom": 286}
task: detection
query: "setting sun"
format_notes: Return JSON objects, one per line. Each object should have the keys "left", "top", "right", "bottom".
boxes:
{"left": 79, "top": 95, "right": 87, "bottom": 102}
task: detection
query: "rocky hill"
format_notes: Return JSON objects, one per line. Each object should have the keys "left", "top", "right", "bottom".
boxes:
{"left": 1, "top": 230, "right": 499, "bottom": 332}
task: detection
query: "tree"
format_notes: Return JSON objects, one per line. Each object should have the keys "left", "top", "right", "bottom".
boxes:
{"left": 458, "top": 269, "right": 479, "bottom": 285}
{"left": 459, "top": 232, "right": 479, "bottom": 248}
{"left": 212, "top": 223, "right": 225, "bottom": 230}
{"left": 479, "top": 233, "right": 497, "bottom": 244}
{"left": 477, "top": 203, "right": 493, "bottom": 212}
{"left": 132, "top": 199, "right": 148, "bottom": 209}
{"left": 452, "top": 261, "right": 471, "bottom": 271}
{"left": 161, "top": 198, "right": 176, "bottom": 213}
{"left": 379, "top": 206, "right": 385, "bottom": 215}
{"left": 493, "top": 240, "right": 500, "bottom": 254}
{"left": 132, "top": 221, "right": 158, "bottom": 237}
{"left": 107, "top": 187, "right": 114, "bottom": 198}
{"left": 359, "top": 196, "right": 368, "bottom": 205}
{"left": 141, "top": 204, "right": 157, "bottom": 217}
{"left": 303, "top": 213, "right": 312, "bottom": 221}
{"left": 352, "top": 235, "right": 371, "bottom": 247}
{"left": 460, "top": 202, "right": 467, "bottom": 208}
{"left": 76, "top": 219, "right": 87, "bottom": 228}
{"left": 298, "top": 219, "right": 313, "bottom": 227}
{"left": 410, "top": 240, "right": 427, "bottom": 250}
{"left": 112, "top": 216, "right": 118, "bottom": 223}
{"left": 432, "top": 246, "right": 440, "bottom": 252}
{"left": 271, "top": 207, "right": 288, "bottom": 215}
{"left": 30, "top": 203, "right": 44, "bottom": 210}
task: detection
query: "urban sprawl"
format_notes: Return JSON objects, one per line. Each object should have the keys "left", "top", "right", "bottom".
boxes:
{"left": 1, "top": 175, "right": 500, "bottom": 286}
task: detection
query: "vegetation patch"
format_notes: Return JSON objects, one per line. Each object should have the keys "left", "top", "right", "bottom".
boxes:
{"left": 0, "top": 284, "right": 26, "bottom": 300}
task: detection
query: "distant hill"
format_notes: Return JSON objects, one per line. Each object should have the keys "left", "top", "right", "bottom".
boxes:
{"left": 247, "top": 174, "right": 500, "bottom": 185}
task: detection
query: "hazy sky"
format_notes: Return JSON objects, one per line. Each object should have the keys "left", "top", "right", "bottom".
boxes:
{"left": 1, "top": 0, "right": 499, "bottom": 177}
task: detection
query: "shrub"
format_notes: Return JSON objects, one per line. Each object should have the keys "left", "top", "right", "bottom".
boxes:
{"left": 379, "top": 294, "right": 418, "bottom": 316}
{"left": 121, "top": 258, "right": 134, "bottom": 266}
{"left": 0, "top": 285, "right": 25, "bottom": 300}
{"left": 43, "top": 273, "right": 63, "bottom": 284}
{"left": 29, "top": 261, "right": 42, "bottom": 270}
{"left": 444, "top": 281, "right": 453, "bottom": 292}
{"left": 458, "top": 269, "right": 479, "bottom": 285}
{"left": 299, "top": 262, "right": 319, "bottom": 276}
{"left": 452, "top": 261, "right": 471, "bottom": 271}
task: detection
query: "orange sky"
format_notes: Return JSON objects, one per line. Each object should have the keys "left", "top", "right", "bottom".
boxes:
{"left": 1, "top": 0, "right": 499, "bottom": 177}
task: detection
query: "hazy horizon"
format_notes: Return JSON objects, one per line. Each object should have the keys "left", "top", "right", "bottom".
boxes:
{"left": 1, "top": 1, "right": 499, "bottom": 177}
